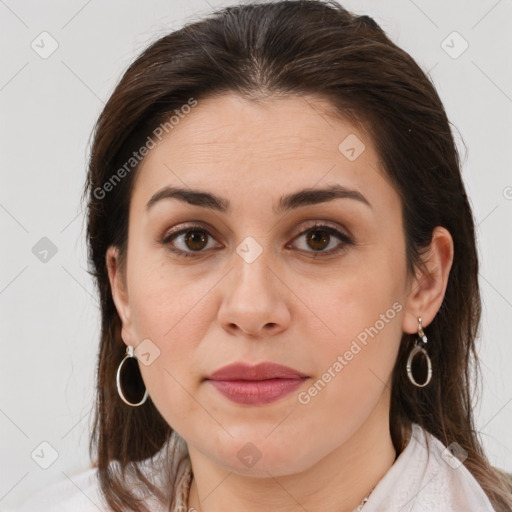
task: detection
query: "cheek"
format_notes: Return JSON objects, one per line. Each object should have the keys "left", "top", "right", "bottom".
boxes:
{"left": 126, "top": 265, "right": 216, "bottom": 425}
{"left": 127, "top": 251, "right": 204, "bottom": 340}
{"left": 314, "top": 247, "right": 406, "bottom": 383}
{"left": 129, "top": 279, "right": 206, "bottom": 367}
{"left": 134, "top": 297, "right": 205, "bottom": 433}
{"left": 300, "top": 277, "right": 403, "bottom": 438}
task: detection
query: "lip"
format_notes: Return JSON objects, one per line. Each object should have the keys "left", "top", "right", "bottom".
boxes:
{"left": 205, "top": 362, "right": 309, "bottom": 405}
{"left": 207, "top": 362, "right": 309, "bottom": 381}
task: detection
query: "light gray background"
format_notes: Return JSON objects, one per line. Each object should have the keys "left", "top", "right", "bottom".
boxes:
{"left": 1, "top": 0, "right": 511, "bottom": 509}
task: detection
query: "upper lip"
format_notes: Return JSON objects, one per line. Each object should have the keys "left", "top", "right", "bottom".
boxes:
{"left": 206, "top": 362, "right": 309, "bottom": 381}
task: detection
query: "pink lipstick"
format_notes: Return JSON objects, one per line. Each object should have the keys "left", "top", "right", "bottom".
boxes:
{"left": 205, "top": 362, "right": 308, "bottom": 405}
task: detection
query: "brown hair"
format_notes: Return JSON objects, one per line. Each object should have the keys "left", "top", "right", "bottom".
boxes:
{"left": 83, "top": 1, "right": 512, "bottom": 510}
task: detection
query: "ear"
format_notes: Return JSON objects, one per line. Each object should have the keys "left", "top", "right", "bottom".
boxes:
{"left": 402, "top": 226, "right": 454, "bottom": 334}
{"left": 106, "top": 245, "right": 134, "bottom": 346}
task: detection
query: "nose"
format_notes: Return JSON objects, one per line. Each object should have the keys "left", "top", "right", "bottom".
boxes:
{"left": 217, "top": 248, "right": 291, "bottom": 338}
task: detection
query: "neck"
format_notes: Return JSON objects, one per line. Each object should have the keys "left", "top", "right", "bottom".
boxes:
{"left": 186, "top": 392, "right": 398, "bottom": 512}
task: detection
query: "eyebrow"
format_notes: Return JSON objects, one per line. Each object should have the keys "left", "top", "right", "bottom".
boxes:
{"left": 145, "top": 184, "right": 372, "bottom": 214}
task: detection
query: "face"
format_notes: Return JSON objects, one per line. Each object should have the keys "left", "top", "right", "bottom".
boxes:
{"left": 109, "top": 92, "right": 414, "bottom": 477}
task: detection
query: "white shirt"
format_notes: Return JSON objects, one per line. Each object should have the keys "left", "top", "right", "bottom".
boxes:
{"left": 13, "top": 422, "right": 496, "bottom": 512}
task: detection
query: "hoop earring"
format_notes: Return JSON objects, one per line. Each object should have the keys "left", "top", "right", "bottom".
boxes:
{"left": 116, "top": 345, "right": 149, "bottom": 407}
{"left": 406, "top": 317, "right": 432, "bottom": 387}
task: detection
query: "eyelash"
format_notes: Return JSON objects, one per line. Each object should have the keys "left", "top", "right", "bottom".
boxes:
{"left": 161, "top": 222, "right": 353, "bottom": 259}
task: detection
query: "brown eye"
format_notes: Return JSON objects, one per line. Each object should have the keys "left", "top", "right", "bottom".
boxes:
{"left": 291, "top": 224, "right": 353, "bottom": 256}
{"left": 163, "top": 226, "right": 221, "bottom": 257}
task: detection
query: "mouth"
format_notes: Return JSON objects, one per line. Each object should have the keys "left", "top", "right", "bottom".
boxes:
{"left": 206, "top": 377, "right": 308, "bottom": 405}
{"left": 205, "top": 361, "right": 309, "bottom": 405}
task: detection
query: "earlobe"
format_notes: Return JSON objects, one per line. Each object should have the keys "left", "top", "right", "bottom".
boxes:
{"left": 402, "top": 226, "right": 454, "bottom": 334}
{"left": 105, "top": 246, "right": 131, "bottom": 334}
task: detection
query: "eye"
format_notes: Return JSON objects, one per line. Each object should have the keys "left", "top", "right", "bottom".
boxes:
{"left": 289, "top": 223, "right": 353, "bottom": 256}
{"left": 162, "top": 225, "right": 221, "bottom": 258}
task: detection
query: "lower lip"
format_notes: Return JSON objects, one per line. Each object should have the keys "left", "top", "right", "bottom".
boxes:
{"left": 207, "top": 378, "right": 307, "bottom": 405}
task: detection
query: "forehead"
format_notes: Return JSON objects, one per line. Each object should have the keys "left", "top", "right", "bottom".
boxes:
{"left": 131, "top": 93, "right": 396, "bottom": 214}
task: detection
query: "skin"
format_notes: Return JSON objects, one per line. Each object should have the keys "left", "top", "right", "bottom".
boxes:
{"left": 106, "top": 92, "right": 454, "bottom": 512}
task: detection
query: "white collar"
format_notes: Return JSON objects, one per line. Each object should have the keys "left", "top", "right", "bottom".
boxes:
{"left": 362, "top": 422, "right": 495, "bottom": 512}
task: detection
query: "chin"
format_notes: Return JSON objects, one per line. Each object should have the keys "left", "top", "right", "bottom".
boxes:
{"left": 208, "top": 435, "right": 325, "bottom": 478}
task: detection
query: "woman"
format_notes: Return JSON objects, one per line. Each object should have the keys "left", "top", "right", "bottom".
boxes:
{"left": 17, "top": 0, "right": 512, "bottom": 511}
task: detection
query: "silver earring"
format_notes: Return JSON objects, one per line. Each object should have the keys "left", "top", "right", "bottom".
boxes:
{"left": 406, "top": 317, "right": 432, "bottom": 387}
{"left": 116, "top": 345, "right": 149, "bottom": 406}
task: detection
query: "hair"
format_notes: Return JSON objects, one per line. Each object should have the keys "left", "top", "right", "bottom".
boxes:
{"left": 82, "top": 1, "right": 512, "bottom": 510}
